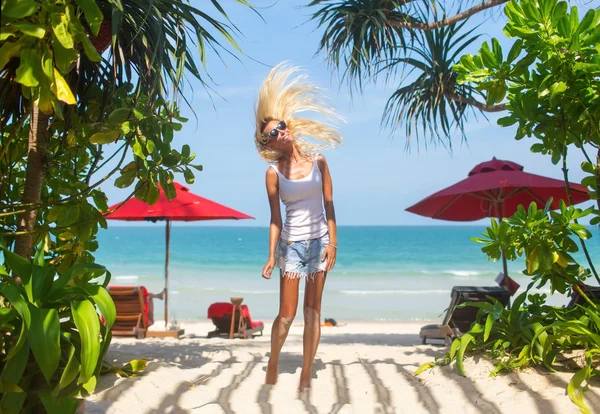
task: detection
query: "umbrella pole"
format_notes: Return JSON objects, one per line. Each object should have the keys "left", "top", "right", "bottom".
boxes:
{"left": 164, "top": 219, "right": 171, "bottom": 328}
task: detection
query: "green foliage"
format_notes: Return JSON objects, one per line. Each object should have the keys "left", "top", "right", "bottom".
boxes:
{"left": 309, "top": 0, "right": 412, "bottom": 87}
{"left": 453, "top": 0, "right": 600, "bottom": 215}
{"left": 1, "top": 1, "right": 256, "bottom": 413}
{"left": 472, "top": 200, "right": 594, "bottom": 294}
{"left": 380, "top": 18, "right": 485, "bottom": 148}
{"left": 309, "top": 1, "right": 509, "bottom": 148}
{"left": 418, "top": 293, "right": 600, "bottom": 413}
{"left": 415, "top": 2, "right": 600, "bottom": 412}
{"left": 0, "top": 238, "right": 115, "bottom": 412}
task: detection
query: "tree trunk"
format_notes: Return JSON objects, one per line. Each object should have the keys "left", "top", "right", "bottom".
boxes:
{"left": 14, "top": 102, "right": 49, "bottom": 259}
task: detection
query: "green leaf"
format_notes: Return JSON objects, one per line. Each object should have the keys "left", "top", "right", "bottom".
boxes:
{"left": 91, "top": 190, "right": 109, "bottom": 212}
{"left": 39, "top": 391, "right": 80, "bottom": 414}
{"left": 31, "top": 265, "right": 55, "bottom": 305}
{"left": 2, "top": 247, "right": 32, "bottom": 286}
{"left": 132, "top": 139, "right": 145, "bottom": 159}
{"left": 449, "top": 337, "right": 461, "bottom": 360}
{"left": 51, "top": 13, "right": 74, "bottom": 49}
{"left": 2, "top": 0, "right": 37, "bottom": 19}
{"left": 484, "top": 313, "right": 494, "bottom": 342}
{"left": 183, "top": 168, "right": 195, "bottom": 184}
{"left": 13, "top": 22, "right": 46, "bottom": 38}
{"left": 29, "top": 306, "right": 61, "bottom": 383}
{"left": 506, "top": 39, "right": 523, "bottom": 63}
{"left": 497, "top": 116, "right": 517, "bottom": 127}
{"left": 414, "top": 362, "right": 436, "bottom": 375}
{"left": 0, "top": 381, "right": 23, "bottom": 393}
{"left": 181, "top": 144, "right": 191, "bottom": 159}
{"left": 0, "top": 344, "right": 29, "bottom": 413}
{"left": 549, "top": 82, "right": 567, "bottom": 97}
{"left": 71, "top": 300, "right": 101, "bottom": 385}
{"left": 50, "top": 263, "right": 110, "bottom": 295}
{"left": 57, "top": 204, "right": 80, "bottom": 227}
{"left": 14, "top": 48, "right": 42, "bottom": 87}
{"left": 0, "top": 42, "right": 22, "bottom": 70}
{"left": 84, "top": 285, "right": 115, "bottom": 331}
{"left": 455, "top": 334, "right": 474, "bottom": 376}
{"left": 569, "top": 223, "right": 592, "bottom": 240}
{"left": 108, "top": 108, "right": 132, "bottom": 124}
{"left": 573, "top": 63, "right": 600, "bottom": 73}
{"left": 55, "top": 344, "right": 80, "bottom": 392}
{"left": 52, "top": 69, "right": 76, "bottom": 104}
{"left": 80, "top": 34, "right": 102, "bottom": 62}
{"left": 74, "top": 0, "right": 104, "bottom": 36}
{"left": 89, "top": 130, "right": 120, "bottom": 145}
{"left": 51, "top": 36, "right": 78, "bottom": 73}
{"left": 567, "top": 366, "right": 591, "bottom": 414}
{"left": 0, "top": 27, "right": 16, "bottom": 42}
{"left": 162, "top": 124, "right": 173, "bottom": 142}
{"left": 114, "top": 170, "right": 136, "bottom": 189}
{"left": 102, "top": 359, "right": 147, "bottom": 378}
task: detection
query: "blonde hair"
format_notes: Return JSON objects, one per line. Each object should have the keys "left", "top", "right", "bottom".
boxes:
{"left": 254, "top": 63, "right": 344, "bottom": 162}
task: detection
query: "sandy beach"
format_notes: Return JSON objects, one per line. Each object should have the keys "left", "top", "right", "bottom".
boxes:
{"left": 84, "top": 320, "right": 599, "bottom": 413}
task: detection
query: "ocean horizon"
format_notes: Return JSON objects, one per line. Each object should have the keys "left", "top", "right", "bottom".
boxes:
{"left": 94, "top": 225, "right": 600, "bottom": 323}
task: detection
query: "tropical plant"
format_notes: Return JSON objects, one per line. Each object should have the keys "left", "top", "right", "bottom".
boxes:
{"left": 416, "top": 202, "right": 600, "bottom": 413}
{"left": 414, "top": 0, "right": 600, "bottom": 412}
{"left": 379, "top": 18, "right": 486, "bottom": 148}
{"left": 0, "top": 238, "right": 123, "bottom": 412}
{"left": 1, "top": 0, "right": 256, "bottom": 412}
{"left": 309, "top": 0, "right": 511, "bottom": 147}
{"left": 1, "top": 0, "right": 253, "bottom": 260}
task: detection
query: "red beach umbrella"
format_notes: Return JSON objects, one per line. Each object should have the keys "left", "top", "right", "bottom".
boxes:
{"left": 406, "top": 157, "right": 589, "bottom": 276}
{"left": 106, "top": 182, "right": 254, "bottom": 327}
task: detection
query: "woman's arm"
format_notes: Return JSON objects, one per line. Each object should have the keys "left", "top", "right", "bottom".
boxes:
{"left": 317, "top": 154, "right": 337, "bottom": 272}
{"left": 262, "top": 167, "right": 282, "bottom": 279}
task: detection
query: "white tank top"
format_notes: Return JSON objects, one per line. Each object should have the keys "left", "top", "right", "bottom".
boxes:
{"left": 271, "top": 157, "right": 329, "bottom": 241}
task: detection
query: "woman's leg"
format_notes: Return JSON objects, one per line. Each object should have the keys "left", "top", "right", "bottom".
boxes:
{"left": 299, "top": 271, "right": 327, "bottom": 391}
{"left": 265, "top": 273, "right": 300, "bottom": 384}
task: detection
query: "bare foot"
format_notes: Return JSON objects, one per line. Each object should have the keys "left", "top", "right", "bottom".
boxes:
{"left": 298, "top": 372, "right": 311, "bottom": 393}
{"left": 265, "top": 360, "right": 278, "bottom": 384}
{"left": 297, "top": 384, "right": 311, "bottom": 399}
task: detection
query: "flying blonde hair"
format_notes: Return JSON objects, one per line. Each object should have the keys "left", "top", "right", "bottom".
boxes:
{"left": 254, "top": 63, "right": 344, "bottom": 162}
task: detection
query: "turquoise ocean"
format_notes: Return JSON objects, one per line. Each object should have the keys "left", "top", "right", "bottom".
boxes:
{"left": 94, "top": 226, "right": 600, "bottom": 322}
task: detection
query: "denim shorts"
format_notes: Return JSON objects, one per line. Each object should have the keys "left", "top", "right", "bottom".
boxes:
{"left": 275, "top": 234, "right": 330, "bottom": 279}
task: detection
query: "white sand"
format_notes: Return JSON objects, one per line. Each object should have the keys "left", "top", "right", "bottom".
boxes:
{"left": 84, "top": 320, "right": 599, "bottom": 413}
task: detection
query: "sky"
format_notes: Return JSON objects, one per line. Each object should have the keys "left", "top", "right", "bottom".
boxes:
{"left": 102, "top": 0, "right": 597, "bottom": 227}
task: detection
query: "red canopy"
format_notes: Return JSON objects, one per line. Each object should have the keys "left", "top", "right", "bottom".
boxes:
{"left": 406, "top": 158, "right": 589, "bottom": 221}
{"left": 106, "top": 182, "right": 254, "bottom": 221}
{"left": 105, "top": 182, "right": 254, "bottom": 331}
{"left": 405, "top": 158, "right": 589, "bottom": 281}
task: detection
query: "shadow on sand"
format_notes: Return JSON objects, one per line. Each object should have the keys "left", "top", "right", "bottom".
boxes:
{"left": 86, "top": 332, "right": 600, "bottom": 414}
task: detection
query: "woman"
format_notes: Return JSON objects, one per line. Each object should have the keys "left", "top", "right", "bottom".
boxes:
{"left": 254, "top": 63, "right": 343, "bottom": 393}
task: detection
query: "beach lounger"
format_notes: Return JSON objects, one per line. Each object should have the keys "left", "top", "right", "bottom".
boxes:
{"left": 420, "top": 286, "right": 511, "bottom": 345}
{"left": 567, "top": 285, "right": 600, "bottom": 307}
{"left": 107, "top": 286, "right": 150, "bottom": 339}
{"left": 206, "top": 302, "right": 264, "bottom": 339}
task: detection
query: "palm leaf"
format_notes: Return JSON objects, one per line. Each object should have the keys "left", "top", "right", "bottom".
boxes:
{"left": 309, "top": 0, "right": 418, "bottom": 89}
{"left": 381, "top": 18, "right": 485, "bottom": 150}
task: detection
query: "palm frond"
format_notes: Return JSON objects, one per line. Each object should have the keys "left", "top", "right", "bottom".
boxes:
{"left": 309, "top": 0, "right": 419, "bottom": 89}
{"left": 381, "top": 18, "right": 485, "bottom": 150}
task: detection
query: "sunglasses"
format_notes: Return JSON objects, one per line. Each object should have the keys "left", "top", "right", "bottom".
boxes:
{"left": 263, "top": 120, "right": 287, "bottom": 141}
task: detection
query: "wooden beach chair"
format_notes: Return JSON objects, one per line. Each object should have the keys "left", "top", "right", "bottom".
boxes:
{"left": 107, "top": 286, "right": 150, "bottom": 339}
{"left": 206, "top": 302, "right": 264, "bottom": 339}
{"left": 420, "top": 286, "right": 511, "bottom": 345}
